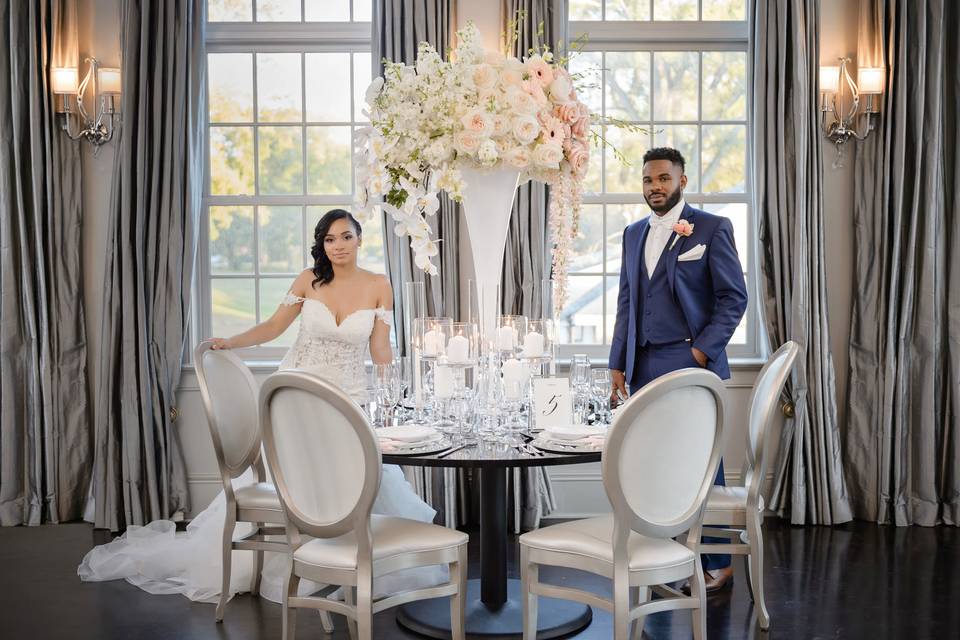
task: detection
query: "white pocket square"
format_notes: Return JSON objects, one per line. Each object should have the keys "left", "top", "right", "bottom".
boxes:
{"left": 678, "top": 244, "right": 706, "bottom": 262}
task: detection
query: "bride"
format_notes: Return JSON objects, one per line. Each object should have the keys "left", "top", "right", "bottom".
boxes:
{"left": 79, "top": 209, "right": 445, "bottom": 605}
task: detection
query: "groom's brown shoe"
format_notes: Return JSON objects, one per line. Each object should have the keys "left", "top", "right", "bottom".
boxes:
{"left": 680, "top": 567, "right": 735, "bottom": 596}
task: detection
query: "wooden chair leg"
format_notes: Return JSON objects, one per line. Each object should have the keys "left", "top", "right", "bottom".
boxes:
{"left": 250, "top": 524, "right": 263, "bottom": 596}
{"left": 216, "top": 511, "right": 236, "bottom": 622}
{"left": 344, "top": 586, "right": 358, "bottom": 640}
{"left": 282, "top": 573, "right": 301, "bottom": 640}
{"left": 613, "top": 568, "right": 630, "bottom": 640}
{"left": 690, "top": 558, "right": 708, "bottom": 640}
{"left": 630, "top": 586, "right": 649, "bottom": 640}
{"left": 521, "top": 545, "right": 539, "bottom": 640}
{"left": 450, "top": 545, "right": 467, "bottom": 640}
{"left": 356, "top": 579, "right": 374, "bottom": 640}
{"left": 747, "top": 511, "right": 770, "bottom": 630}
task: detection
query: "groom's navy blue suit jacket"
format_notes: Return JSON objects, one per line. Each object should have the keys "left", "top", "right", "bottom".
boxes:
{"left": 608, "top": 203, "right": 748, "bottom": 382}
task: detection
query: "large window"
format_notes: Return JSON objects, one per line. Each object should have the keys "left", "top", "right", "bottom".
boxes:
{"left": 200, "top": 1, "right": 377, "bottom": 358}
{"left": 563, "top": 0, "right": 759, "bottom": 360}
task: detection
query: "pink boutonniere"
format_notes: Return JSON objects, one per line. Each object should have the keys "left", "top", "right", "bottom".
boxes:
{"left": 669, "top": 219, "right": 694, "bottom": 250}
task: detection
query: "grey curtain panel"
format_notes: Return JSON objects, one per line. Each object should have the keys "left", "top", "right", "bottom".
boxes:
{"left": 846, "top": 0, "right": 960, "bottom": 526}
{"left": 0, "top": 0, "right": 90, "bottom": 526}
{"left": 752, "top": 0, "right": 852, "bottom": 525}
{"left": 92, "top": 0, "right": 205, "bottom": 531}
{"left": 500, "top": 0, "right": 568, "bottom": 531}
{"left": 372, "top": 0, "right": 462, "bottom": 527}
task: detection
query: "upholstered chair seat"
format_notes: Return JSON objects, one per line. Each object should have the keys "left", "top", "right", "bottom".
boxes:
{"left": 234, "top": 483, "right": 284, "bottom": 514}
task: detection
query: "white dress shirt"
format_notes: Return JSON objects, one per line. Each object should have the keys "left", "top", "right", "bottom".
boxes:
{"left": 644, "top": 198, "right": 686, "bottom": 277}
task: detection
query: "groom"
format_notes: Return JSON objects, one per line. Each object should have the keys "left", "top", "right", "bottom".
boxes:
{"left": 608, "top": 147, "right": 748, "bottom": 592}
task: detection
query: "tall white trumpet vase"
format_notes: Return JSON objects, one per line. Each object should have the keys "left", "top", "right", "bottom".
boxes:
{"left": 457, "top": 165, "right": 521, "bottom": 345}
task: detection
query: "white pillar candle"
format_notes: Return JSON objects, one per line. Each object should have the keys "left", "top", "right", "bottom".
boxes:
{"left": 446, "top": 334, "right": 470, "bottom": 363}
{"left": 497, "top": 325, "right": 516, "bottom": 350}
{"left": 434, "top": 363, "right": 454, "bottom": 399}
{"left": 423, "top": 328, "right": 442, "bottom": 356}
{"left": 522, "top": 331, "right": 545, "bottom": 358}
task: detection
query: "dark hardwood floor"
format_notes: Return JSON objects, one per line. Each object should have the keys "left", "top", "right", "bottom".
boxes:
{"left": 2, "top": 518, "right": 958, "bottom": 639}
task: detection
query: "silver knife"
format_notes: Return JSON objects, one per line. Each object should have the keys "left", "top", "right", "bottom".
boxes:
{"left": 436, "top": 443, "right": 475, "bottom": 458}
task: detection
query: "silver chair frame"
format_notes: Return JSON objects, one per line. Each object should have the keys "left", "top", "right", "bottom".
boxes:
{"left": 260, "top": 370, "right": 468, "bottom": 640}
{"left": 521, "top": 369, "right": 728, "bottom": 640}
{"left": 700, "top": 341, "right": 798, "bottom": 630}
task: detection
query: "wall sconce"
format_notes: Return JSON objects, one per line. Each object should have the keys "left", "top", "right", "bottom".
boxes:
{"left": 819, "top": 57, "right": 883, "bottom": 164}
{"left": 51, "top": 57, "right": 121, "bottom": 149}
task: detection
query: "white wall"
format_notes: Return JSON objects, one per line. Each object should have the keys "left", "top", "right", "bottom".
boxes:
{"left": 78, "top": 0, "right": 860, "bottom": 519}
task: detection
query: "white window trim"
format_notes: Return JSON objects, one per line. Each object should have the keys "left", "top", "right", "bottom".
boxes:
{"left": 560, "top": 12, "right": 762, "bottom": 364}
{"left": 195, "top": 14, "right": 372, "bottom": 363}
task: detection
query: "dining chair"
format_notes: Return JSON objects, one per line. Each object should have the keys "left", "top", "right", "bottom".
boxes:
{"left": 260, "top": 370, "right": 469, "bottom": 640}
{"left": 194, "top": 341, "right": 333, "bottom": 631}
{"left": 700, "top": 341, "right": 799, "bottom": 630}
{"left": 519, "top": 368, "right": 727, "bottom": 640}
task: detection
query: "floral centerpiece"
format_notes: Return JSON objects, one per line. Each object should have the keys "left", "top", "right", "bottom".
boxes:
{"left": 353, "top": 23, "right": 591, "bottom": 308}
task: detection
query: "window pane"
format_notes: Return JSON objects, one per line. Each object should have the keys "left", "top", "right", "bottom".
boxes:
{"left": 305, "top": 53, "right": 351, "bottom": 122}
{"left": 259, "top": 279, "right": 299, "bottom": 346}
{"left": 605, "top": 0, "right": 650, "bottom": 20}
{"left": 702, "top": 51, "right": 747, "bottom": 121}
{"left": 604, "top": 276, "right": 622, "bottom": 343}
{"left": 606, "top": 204, "right": 649, "bottom": 267}
{"left": 653, "top": 51, "right": 699, "bottom": 121}
{"left": 730, "top": 313, "right": 747, "bottom": 345}
{"left": 653, "top": 124, "right": 699, "bottom": 193}
{"left": 584, "top": 126, "right": 603, "bottom": 194}
{"left": 210, "top": 206, "right": 254, "bottom": 274}
{"left": 209, "top": 0, "right": 251, "bottom": 21}
{"left": 210, "top": 126, "right": 255, "bottom": 195}
{"left": 570, "top": 0, "right": 602, "bottom": 20}
{"left": 307, "top": 205, "right": 351, "bottom": 240}
{"left": 570, "top": 205, "right": 604, "bottom": 274}
{"left": 558, "top": 276, "right": 604, "bottom": 345}
{"left": 306, "top": 126, "right": 352, "bottom": 194}
{"left": 606, "top": 51, "right": 650, "bottom": 122}
{"left": 703, "top": 0, "right": 746, "bottom": 20}
{"left": 258, "top": 127, "right": 304, "bottom": 194}
{"left": 701, "top": 124, "right": 746, "bottom": 193}
{"left": 569, "top": 51, "right": 602, "bottom": 114}
{"left": 704, "top": 202, "right": 748, "bottom": 271}
{"left": 209, "top": 54, "right": 253, "bottom": 122}
{"left": 259, "top": 206, "right": 303, "bottom": 273}
{"left": 256, "top": 0, "right": 299, "bottom": 21}
{"left": 211, "top": 278, "right": 256, "bottom": 338}
{"left": 305, "top": 0, "right": 349, "bottom": 21}
{"left": 257, "top": 53, "right": 303, "bottom": 122}
{"left": 653, "top": 0, "right": 697, "bottom": 20}
{"left": 353, "top": 52, "right": 372, "bottom": 122}
{"left": 353, "top": 0, "right": 372, "bottom": 21}
{"left": 604, "top": 125, "right": 652, "bottom": 193}
{"left": 357, "top": 208, "right": 386, "bottom": 273}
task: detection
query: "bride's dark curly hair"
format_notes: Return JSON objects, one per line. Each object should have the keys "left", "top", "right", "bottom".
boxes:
{"left": 310, "top": 209, "right": 362, "bottom": 288}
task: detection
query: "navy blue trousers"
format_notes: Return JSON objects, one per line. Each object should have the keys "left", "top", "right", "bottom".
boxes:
{"left": 628, "top": 342, "right": 731, "bottom": 571}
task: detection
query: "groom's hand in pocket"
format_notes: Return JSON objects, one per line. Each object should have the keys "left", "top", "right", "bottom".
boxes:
{"left": 691, "top": 347, "right": 708, "bottom": 368}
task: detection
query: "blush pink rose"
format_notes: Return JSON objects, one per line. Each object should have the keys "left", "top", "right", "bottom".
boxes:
{"left": 554, "top": 101, "right": 580, "bottom": 124}
{"left": 571, "top": 114, "right": 590, "bottom": 139}
{"left": 564, "top": 139, "right": 590, "bottom": 175}
{"left": 673, "top": 219, "right": 694, "bottom": 236}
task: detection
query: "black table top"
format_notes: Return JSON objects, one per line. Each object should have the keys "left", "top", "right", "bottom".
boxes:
{"left": 382, "top": 439, "right": 601, "bottom": 468}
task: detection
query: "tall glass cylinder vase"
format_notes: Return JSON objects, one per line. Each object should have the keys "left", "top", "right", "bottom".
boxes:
{"left": 404, "top": 281, "right": 428, "bottom": 414}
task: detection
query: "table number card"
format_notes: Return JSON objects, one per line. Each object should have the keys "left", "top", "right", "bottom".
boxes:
{"left": 532, "top": 377, "right": 573, "bottom": 430}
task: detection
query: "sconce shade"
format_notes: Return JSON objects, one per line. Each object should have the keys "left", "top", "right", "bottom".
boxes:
{"left": 98, "top": 68, "right": 122, "bottom": 95}
{"left": 819, "top": 66, "right": 840, "bottom": 93}
{"left": 52, "top": 67, "right": 79, "bottom": 94}
{"left": 857, "top": 67, "right": 884, "bottom": 94}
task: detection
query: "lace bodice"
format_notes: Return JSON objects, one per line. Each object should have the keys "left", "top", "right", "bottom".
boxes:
{"left": 278, "top": 295, "right": 392, "bottom": 403}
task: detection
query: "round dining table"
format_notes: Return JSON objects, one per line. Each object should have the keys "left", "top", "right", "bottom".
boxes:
{"left": 383, "top": 439, "right": 602, "bottom": 639}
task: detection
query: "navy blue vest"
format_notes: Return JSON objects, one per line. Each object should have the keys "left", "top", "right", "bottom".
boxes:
{"left": 637, "top": 253, "right": 691, "bottom": 346}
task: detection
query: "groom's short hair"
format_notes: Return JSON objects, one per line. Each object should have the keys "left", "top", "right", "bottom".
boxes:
{"left": 642, "top": 147, "right": 686, "bottom": 173}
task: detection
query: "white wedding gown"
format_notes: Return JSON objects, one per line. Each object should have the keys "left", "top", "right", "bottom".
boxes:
{"left": 78, "top": 297, "right": 446, "bottom": 604}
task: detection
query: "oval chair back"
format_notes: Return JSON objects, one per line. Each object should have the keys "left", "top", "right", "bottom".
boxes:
{"left": 259, "top": 370, "right": 381, "bottom": 541}
{"left": 602, "top": 368, "right": 727, "bottom": 541}
{"left": 195, "top": 341, "right": 263, "bottom": 481}
{"left": 744, "top": 341, "right": 799, "bottom": 507}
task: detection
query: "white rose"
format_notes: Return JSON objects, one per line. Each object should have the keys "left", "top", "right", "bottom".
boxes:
{"left": 454, "top": 130, "right": 482, "bottom": 154}
{"left": 548, "top": 74, "right": 572, "bottom": 100}
{"left": 472, "top": 64, "right": 498, "bottom": 91}
{"left": 532, "top": 142, "right": 564, "bottom": 168}
{"left": 504, "top": 146, "right": 531, "bottom": 169}
{"left": 478, "top": 139, "right": 499, "bottom": 166}
{"left": 511, "top": 115, "right": 541, "bottom": 144}
{"left": 461, "top": 109, "right": 493, "bottom": 134}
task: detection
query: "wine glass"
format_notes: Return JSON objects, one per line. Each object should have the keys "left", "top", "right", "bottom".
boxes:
{"left": 590, "top": 368, "right": 612, "bottom": 426}
{"left": 569, "top": 356, "right": 591, "bottom": 424}
{"left": 373, "top": 363, "right": 400, "bottom": 427}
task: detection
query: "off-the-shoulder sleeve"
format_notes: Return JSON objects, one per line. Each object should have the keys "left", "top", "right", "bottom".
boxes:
{"left": 374, "top": 307, "right": 393, "bottom": 326}
{"left": 281, "top": 292, "right": 305, "bottom": 306}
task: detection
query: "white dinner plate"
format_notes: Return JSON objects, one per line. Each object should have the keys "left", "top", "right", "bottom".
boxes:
{"left": 380, "top": 438, "right": 451, "bottom": 456}
{"left": 376, "top": 424, "right": 439, "bottom": 443}
{"left": 531, "top": 437, "right": 603, "bottom": 454}
{"left": 541, "top": 424, "right": 606, "bottom": 441}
